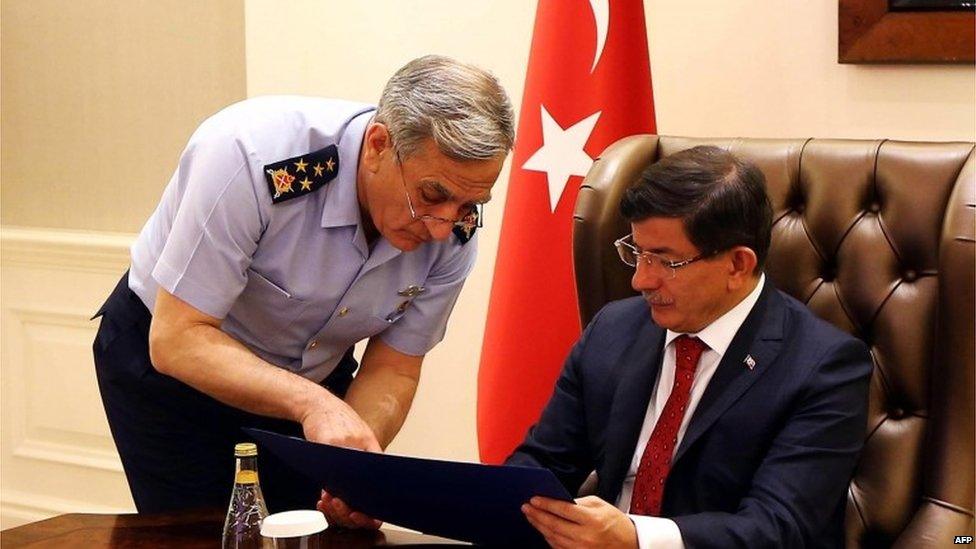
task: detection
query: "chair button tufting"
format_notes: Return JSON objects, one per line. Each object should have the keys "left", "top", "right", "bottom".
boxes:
{"left": 890, "top": 408, "right": 905, "bottom": 419}
{"left": 904, "top": 270, "right": 917, "bottom": 282}
{"left": 869, "top": 203, "right": 881, "bottom": 213}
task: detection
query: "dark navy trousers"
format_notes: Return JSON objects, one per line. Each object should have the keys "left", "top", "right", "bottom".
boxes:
{"left": 92, "top": 272, "right": 357, "bottom": 513}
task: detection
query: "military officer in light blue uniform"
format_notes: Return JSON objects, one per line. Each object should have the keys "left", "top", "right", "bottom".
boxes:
{"left": 92, "top": 55, "right": 514, "bottom": 516}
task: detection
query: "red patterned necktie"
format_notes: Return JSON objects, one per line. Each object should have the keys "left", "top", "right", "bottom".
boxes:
{"left": 629, "top": 335, "right": 709, "bottom": 516}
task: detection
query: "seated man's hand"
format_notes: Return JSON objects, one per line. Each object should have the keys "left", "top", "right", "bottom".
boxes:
{"left": 317, "top": 490, "right": 382, "bottom": 530}
{"left": 522, "top": 495, "right": 637, "bottom": 549}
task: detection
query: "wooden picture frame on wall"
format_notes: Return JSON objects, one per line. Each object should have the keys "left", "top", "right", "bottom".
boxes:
{"left": 839, "top": 0, "right": 975, "bottom": 63}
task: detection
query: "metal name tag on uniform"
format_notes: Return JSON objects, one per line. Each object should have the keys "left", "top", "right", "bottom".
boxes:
{"left": 397, "top": 285, "right": 426, "bottom": 297}
{"left": 386, "top": 300, "right": 412, "bottom": 322}
{"left": 387, "top": 285, "right": 426, "bottom": 322}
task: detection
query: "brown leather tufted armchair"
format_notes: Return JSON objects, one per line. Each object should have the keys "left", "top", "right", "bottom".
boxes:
{"left": 572, "top": 136, "right": 975, "bottom": 547}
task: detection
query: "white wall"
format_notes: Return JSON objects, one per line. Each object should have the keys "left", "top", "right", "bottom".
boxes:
{"left": 1, "top": 0, "right": 247, "bottom": 232}
{"left": 645, "top": 3, "right": 975, "bottom": 141}
{"left": 0, "top": 230, "right": 136, "bottom": 528}
{"left": 1, "top": 0, "right": 246, "bottom": 528}
{"left": 244, "top": 0, "right": 975, "bottom": 463}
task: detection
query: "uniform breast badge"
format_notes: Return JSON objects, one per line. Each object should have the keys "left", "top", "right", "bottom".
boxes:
{"left": 397, "top": 285, "right": 427, "bottom": 297}
{"left": 386, "top": 285, "right": 427, "bottom": 322}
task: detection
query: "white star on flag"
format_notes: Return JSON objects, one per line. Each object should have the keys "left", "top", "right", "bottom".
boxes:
{"left": 522, "top": 106, "right": 602, "bottom": 212}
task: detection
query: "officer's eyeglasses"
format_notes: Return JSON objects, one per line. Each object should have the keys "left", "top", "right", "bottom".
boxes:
{"left": 395, "top": 151, "right": 483, "bottom": 230}
{"left": 613, "top": 233, "right": 716, "bottom": 280}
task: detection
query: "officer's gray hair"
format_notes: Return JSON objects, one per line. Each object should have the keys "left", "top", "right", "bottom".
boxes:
{"left": 376, "top": 55, "right": 515, "bottom": 161}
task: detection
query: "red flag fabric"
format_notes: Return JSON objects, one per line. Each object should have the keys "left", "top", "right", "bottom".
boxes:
{"left": 477, "top": 0, "right": 657, "bottom": 464}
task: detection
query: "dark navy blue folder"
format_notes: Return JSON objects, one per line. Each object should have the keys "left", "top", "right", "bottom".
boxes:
{"left": 245, "top": 428, "right": 573, "bottom": 546}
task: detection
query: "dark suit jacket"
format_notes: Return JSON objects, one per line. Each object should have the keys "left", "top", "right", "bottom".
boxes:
{"left": 507, "top": 280, "right": 873, "bottom": 548}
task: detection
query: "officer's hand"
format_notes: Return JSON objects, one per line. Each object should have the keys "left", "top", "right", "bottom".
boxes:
{"left": 317, "top": 490, "right": 382, "bottom": 530}
{"left": 301, "top": 401, "right": 382, "bottom": 453}
{"left": 522, "top": 495, "right": 637, "bottom": 549}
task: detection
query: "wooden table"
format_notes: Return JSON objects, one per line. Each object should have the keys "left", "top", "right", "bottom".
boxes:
{"left": 0, "top": 508, "right": 468, "bottom": 548}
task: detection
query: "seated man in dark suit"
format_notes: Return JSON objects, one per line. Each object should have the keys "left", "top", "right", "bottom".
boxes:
{"left": 511, "top": 146, "right": 873, "bottom": 548}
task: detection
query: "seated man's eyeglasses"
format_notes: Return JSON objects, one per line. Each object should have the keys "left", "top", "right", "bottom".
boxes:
{"left": 613, "top": 233, "right": 716, "bottom": 279}
{"left": 395, "top": 151, "right": 484, "bottom": 230}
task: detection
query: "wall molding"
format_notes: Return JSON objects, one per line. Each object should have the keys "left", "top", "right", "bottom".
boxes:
{"left": 0, "top": 226, "right": 134, "bottom": 274}
{"left": 5, "top": 306, "right": 125, "bottom": 473}
{"left": 1, "top": 226, "right": 139, "bottom": 529}
{"left": 12, "top": 439, "right": 125, "bottom": 474}
{"left": 1, "top": 489, "right": 132, "bottom": 529}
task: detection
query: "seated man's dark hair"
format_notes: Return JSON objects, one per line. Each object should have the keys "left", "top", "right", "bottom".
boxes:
{"left": 620, "top": 145, "right": 773, "bottom": 272}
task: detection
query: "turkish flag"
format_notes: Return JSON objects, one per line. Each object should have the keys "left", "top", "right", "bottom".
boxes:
{"left": 477, "top": 0, "right": 656, "bottom": 464}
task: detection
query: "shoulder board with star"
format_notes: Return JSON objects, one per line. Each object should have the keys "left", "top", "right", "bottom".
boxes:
{"left": 263, "top": 145, "right": 339, "bottom": 204}
{"left": 452, "top": 207, "right": 479, "bottom": 245}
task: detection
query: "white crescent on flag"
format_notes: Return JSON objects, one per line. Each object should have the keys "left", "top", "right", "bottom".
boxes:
{"left": 521, "top": 0, "right": 608, "bottom": 213}
{"left": 589, "top": 0, "right": 609, "bottom": 73}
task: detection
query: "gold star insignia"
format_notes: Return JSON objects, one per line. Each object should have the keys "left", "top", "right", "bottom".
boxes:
{"left": 294, "top": 158, "right": 308, "bottom": 172}
{"left": 313, "top": 163, "right": 325, "bottom": 177}
{"left": 325, "top": 157, "right": 336, "bottom": 172}
{"left": 300, "top": 177, "right": 313, "bottom": 191}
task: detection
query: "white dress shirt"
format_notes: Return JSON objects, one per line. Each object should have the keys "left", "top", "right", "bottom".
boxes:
{"left": 616, "top": 275, "right": 766, "bottom": 549}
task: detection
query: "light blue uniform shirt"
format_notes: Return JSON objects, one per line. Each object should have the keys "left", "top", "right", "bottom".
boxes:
{"left": 129, "top": 96, "right": 477, "bottom": 383}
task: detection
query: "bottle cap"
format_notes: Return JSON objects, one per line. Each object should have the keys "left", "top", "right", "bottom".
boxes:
{"left": 260, "top": 510, "right": 328, "bottom": 538}
{"left": 234, "top": 442, "right": 258, "bottom": 457}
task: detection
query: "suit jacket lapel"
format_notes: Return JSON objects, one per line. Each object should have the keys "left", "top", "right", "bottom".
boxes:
{"left": 598, "top": 321, "right": 665, "bottom": 503}
{"left": 672, "top": 282, "right": 786, "bottom": 465}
